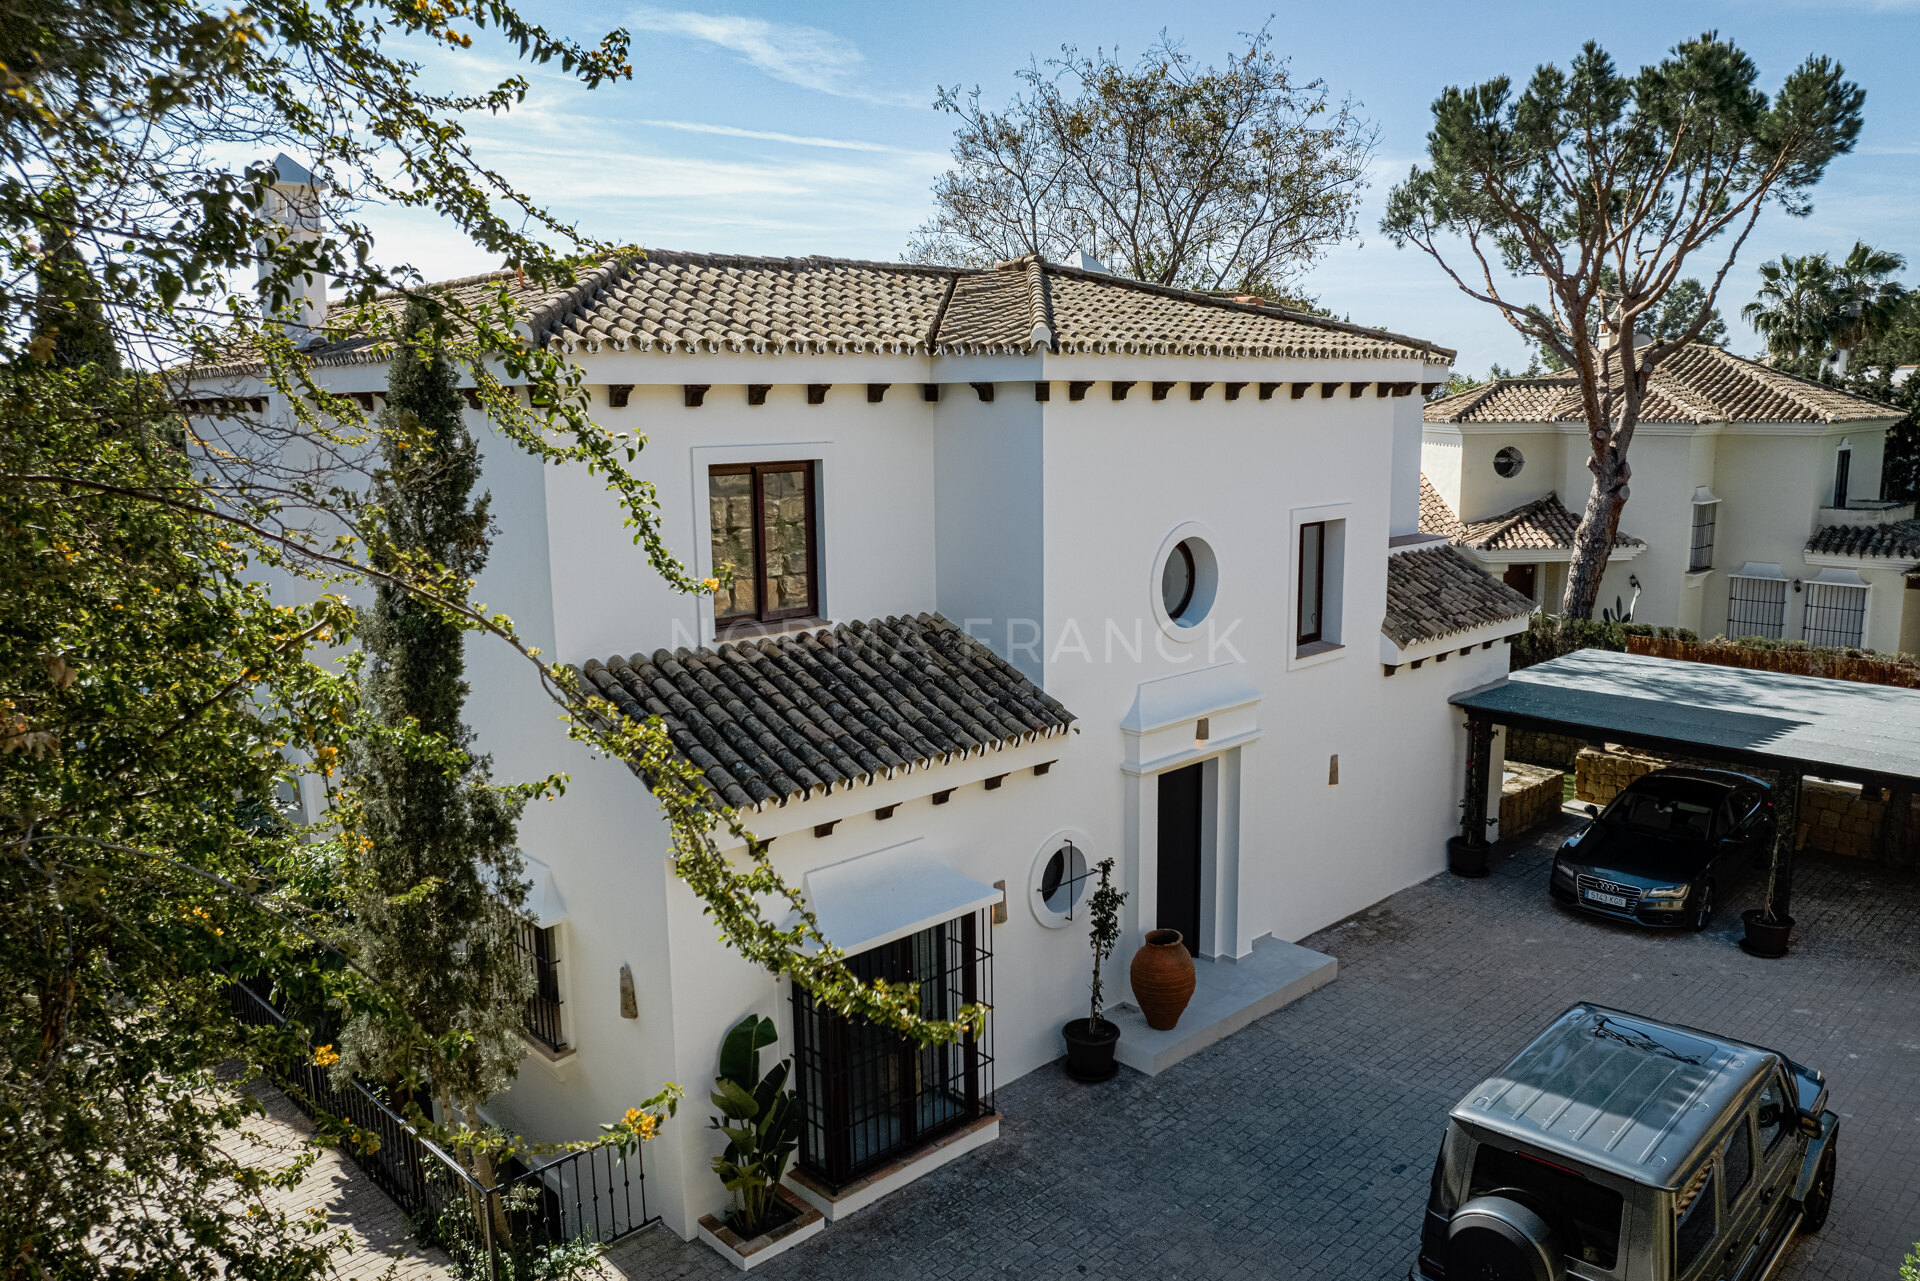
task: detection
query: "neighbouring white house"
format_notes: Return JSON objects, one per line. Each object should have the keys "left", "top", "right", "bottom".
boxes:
{"left": 1421, "top": 345, "right": 1913, "bottom": 650}
{"left": 189, "top": 234, "right": 1540, "bottom": 1242}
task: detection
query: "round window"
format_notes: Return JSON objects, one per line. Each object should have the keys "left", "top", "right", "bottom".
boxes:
{"left": 1494, "top": 446, "right": 1525, "bottom": 478}
{"left": 1029, "top": 835, "right": 1093, "bottom": 927}
{"left": 1161, "top": 541, "right": 1196, "bottom": 619}
{"left": 1156, "top": 534, "right": 1217, "bottom": 628}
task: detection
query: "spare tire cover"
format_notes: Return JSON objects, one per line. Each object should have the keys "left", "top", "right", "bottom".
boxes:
{"left": 1447, "top": 1195, "right": 1564, "bottom": 1281}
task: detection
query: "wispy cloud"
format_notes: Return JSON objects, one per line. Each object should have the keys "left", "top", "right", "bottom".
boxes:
{"left": 634, "top": 118, "right": 940, "bottom": 159}
{"left": 627, "top": 9, "right": 906, "bottom": 102}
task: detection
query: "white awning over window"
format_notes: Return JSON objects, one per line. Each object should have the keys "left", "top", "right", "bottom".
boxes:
{"left": 795, "top": 840, "right": 1002, "bottom": 956}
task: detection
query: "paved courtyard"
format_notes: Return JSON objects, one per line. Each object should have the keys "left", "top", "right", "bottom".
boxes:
{"left": 610, "top": 813, "right": 1920, "bottom": 1280}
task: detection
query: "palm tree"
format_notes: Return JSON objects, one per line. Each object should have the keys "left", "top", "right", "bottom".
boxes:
{"left": 1827, "top": 240, "right": 1908, "bottom": 352}
{"left": 1743, "top": 253, "right": 1837, "bottom": 358}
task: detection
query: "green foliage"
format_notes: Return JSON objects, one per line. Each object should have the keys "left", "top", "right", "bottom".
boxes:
{"left": 2, "top": 0, "right": 982, "bottom": 1270}
{"left": 1902, "top": 1242, "right": 1919, "bottom": 1281}
{"left": 1085, "top": 857, "right": 1127, "bottom": 1027}
{"left": 1744, "top": 242, "right": 1906, "bottom": 358}
{"left": 1383, "top": 33, "right": 1864, "bottom": 619}
{"left": 708, "top": 1015, "right": 801, "bottom": 1238}
{"left": 911, "top": 25, "right": 1376, "bottom": 294}
{"left": 335, "top": 296, "right": 533, "bottom": 1205}
{"left": 0, "top": 359, "right": 357, "bottom": 1276}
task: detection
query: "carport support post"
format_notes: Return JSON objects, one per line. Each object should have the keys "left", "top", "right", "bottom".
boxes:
{"left": 1766, "top": 772, "right": 1802, "bottom": 923}
{"left": 1460, "top": 716, "right": 1495, "bottom": 847}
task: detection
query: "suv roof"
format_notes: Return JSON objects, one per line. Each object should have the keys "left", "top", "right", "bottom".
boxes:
{"left": 1450, "top": 1004, "right": 1778, "bottom": 1190}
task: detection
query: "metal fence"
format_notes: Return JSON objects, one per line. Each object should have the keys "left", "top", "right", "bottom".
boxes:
{"left": 226, "top": 980, "right": 653, "bottom": 1277}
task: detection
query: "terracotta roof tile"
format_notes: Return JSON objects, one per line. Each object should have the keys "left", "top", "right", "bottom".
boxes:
{"left": 1806, "top": 519, "right": 1920, "bottom": 561}
{"left": 201, "top": 250, "right": 1454, "bottom": 375}
{"left": 1383, "top": 545, "right": 1535, "bottom": 647}
{"left": 1419, "top": 478, "right": 1642, "bottom": 553}
{"left": 1423, "top": 344, "right": 1895, "bottom": 426}
{"left": 579, "top": 613, "right": 1074, "bottom": 809}
{"left": 1419, "top": 475, "right": 1463, "bottom": 540}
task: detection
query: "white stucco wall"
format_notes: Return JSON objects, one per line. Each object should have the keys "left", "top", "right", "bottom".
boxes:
{"left": 200, "top": 348, "right": 1523, "bottom": 1243}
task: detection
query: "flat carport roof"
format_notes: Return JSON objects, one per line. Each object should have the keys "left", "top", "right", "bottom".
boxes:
{"left": 1452, "top": 648, "right": 1920, "bottom": 790}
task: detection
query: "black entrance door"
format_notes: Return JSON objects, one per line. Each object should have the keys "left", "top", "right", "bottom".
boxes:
{"left": 1157, "top": 763, "right": 1204, "bottom": 956}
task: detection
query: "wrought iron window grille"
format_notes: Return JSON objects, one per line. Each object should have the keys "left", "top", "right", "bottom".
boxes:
{"left": 515, "top": 921, "right": 566, "bottom": 1052}
{"left": 790, "top": 911, "right": 994, "bottom": 1191}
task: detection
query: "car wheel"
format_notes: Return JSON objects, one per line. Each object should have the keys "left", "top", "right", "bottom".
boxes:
{"left": 1800, "top": 1136, "right": 1836, "bottom": 1233}
{"left": 1689, "top": 880, "right": 1715, "bottom": 932}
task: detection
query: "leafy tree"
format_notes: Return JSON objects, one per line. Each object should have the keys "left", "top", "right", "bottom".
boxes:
{"left": 1, "top": 356, "right": 358, "bottom": 1276}
{"left": 910, "top": 26, "right": 1376, "bottom": 295}
{"left": 1383, "top": 34, "right": 1864, "bottom": 619}
{"left": 1, "top": 1, "right": 973, "bottom": 1275}
{"left": 334, "top": 297, "right": 532, "bottom": 1233}
{"left": 1536, "top": 276, "right": 1727, "bottom": 370}
{"left": 1826, "top": 240, "right": 1907, "bottom": 354}
{"left": 1744, "top": 252, "right": 1840, "bottom": 358}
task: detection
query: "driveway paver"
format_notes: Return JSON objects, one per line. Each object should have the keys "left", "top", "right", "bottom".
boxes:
{"left": 607, "top": 813, "right": 1920, "bottom": 1280}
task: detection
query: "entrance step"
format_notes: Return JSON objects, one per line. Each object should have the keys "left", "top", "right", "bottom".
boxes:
{"left": 1109, "top": 936, "right": 1337, "bottom": 1076}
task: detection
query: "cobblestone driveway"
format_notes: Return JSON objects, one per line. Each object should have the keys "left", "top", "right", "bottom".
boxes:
{"left": 610, "top": 814, "right": 1919, "bottom": 1281}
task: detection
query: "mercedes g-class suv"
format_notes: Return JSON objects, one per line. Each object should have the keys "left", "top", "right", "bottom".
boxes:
{"left": 1412, "top": 1004, "right": 1838, "bottom": 1281}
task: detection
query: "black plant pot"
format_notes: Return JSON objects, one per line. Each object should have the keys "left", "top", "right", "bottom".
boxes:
{"left": 1447, "top": 835, "right": 1491, "bottom": 879}
{"left": 1063, "top": 1017, "right": 1120, "bottom": 1082}
{"left": 1740, "top": 909, "right": 1794, "bottom": 958}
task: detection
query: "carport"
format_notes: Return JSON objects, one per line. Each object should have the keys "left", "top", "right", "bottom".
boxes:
{"left": 1450, "top": 648, "right": 1920, "bottom": 953}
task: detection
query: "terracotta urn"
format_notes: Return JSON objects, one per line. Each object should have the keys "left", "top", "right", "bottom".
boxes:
{"left": 1129, "top": 929, "right": 1196, "bottom": 1031}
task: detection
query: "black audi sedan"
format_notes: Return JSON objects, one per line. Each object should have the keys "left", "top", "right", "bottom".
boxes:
{"left": 1550, "top": 767, "right": 1774, "bottom": 930}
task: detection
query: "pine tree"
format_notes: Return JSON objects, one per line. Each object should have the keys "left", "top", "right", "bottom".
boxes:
{"left": 337, "top": 295, "right": 530, "bottom": 1224}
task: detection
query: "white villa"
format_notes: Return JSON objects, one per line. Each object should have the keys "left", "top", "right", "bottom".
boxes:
{"left": 192, "top": 243, "right": 1542, "bottom": 1243}
{"left": 1421, "top": 347, "right": 1913, "bottom": 652}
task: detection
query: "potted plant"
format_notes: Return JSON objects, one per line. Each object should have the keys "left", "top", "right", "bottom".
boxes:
{"left": 694, "top": 1014, "right": 823, "bottom": 1270}
{"left": 1061, "top": 857, "right": 1127, "bottom": 1082}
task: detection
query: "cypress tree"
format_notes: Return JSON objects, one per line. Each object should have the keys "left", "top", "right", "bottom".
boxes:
{"left": 33, "top": 189, "right": 120, "bottom": 372}
{"left": 337, "top": 295, "right": 530, "bottom": 1221}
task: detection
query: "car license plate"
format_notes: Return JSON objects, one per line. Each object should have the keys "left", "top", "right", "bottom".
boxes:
{"left": 1585, "top": 889, "right": 1630, "bottom": 908}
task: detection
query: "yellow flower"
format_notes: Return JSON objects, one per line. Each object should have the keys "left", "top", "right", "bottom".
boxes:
{"left": 700, "top": 577, "right": 720, "bottom": 594}
{"left": 313, "top": 1044, "right": 340, "bottom": 1068}
{"left": 622, "top": 1107, "right": 658, "bottom": 1140}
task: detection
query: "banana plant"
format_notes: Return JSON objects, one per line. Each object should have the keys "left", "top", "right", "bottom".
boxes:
{"left": 709, "top": 1014, "right": 802, "bottom": 1236}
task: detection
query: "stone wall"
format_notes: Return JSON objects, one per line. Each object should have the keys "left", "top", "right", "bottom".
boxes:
{"left": 1573, "top": 746, "right": 1918, "bottom": 867}
{"left": 1500, "top": 763, "right": 1566, "bottom": 838}
{"left": 1573, "top": 747, "right": 1666, "bottom": 806}
{"left": 1504, "top": 728, "right": 1588, "bottom": 771}
{"left": 1797, "top": 780, "right": 1919, "bottom": 863}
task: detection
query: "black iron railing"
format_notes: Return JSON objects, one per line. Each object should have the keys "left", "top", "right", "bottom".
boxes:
{"left": 225, "top": 979, "right": 651, "bottom": 1278}
{"left": 515, "top": 921, "right": 566, "bottom": 1051}
{"left": 790, "top": 909, "right": 994, "bottom": 1190}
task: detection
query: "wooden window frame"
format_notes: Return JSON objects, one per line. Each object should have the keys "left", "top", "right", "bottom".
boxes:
{"left": 710, "top": 460, "right": 820, "bottom": 634}
{"left": 1297, "top": 521, "right": 1327, "bottom": 646}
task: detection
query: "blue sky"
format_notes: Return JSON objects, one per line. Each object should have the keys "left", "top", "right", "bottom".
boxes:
{"left": 373, "top": 0, "right": 1920, "bottom": 374}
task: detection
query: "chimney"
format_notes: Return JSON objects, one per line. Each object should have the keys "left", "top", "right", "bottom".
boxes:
{"left": 258, "top": 153, "right": 328, "bottom": 345}
{"left": 1065, "top": 248, "right": 1109, "bottom": 274}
